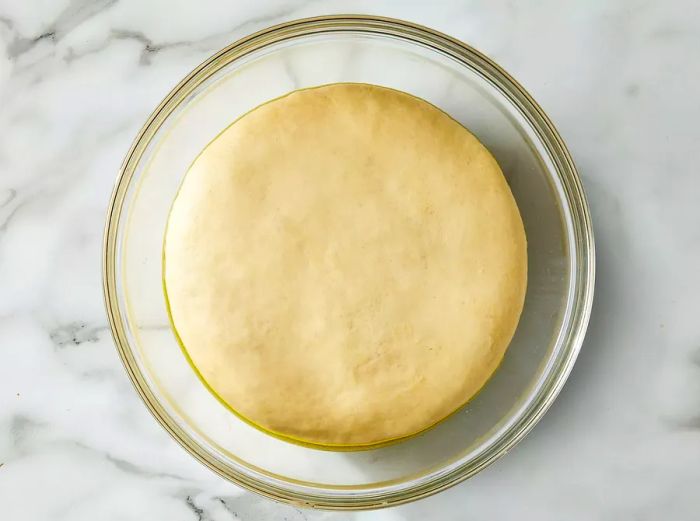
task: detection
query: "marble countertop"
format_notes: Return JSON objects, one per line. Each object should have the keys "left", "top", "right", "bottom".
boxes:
{"left": 1, "top": 1, "right": 699, "bottom": 519}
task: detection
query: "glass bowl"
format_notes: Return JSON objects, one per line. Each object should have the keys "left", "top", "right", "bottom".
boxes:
{"left": 103, "top": 15, "right": 594, "bottom": 510}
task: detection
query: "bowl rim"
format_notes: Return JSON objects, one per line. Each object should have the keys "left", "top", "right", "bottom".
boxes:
{"left": 103, "top": 14, "right": 595, "bottom": 510}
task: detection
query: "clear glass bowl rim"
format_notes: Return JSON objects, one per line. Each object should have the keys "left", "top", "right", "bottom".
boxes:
{"left": 102, "top": 14, "right": 595, "bottom": 510}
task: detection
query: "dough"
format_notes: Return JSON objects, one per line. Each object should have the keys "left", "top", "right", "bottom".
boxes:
{"left": 164, "top": 83, "right": 527, "bottom": 448}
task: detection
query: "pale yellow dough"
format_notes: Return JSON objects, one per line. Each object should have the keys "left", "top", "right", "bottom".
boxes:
{"left": 164, "top": 83, "right": 527, "bottom": 448}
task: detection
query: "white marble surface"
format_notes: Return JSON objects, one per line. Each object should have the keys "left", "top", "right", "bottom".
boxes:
{"left": 1, "top": 1, "right": 699, "bottom": 519}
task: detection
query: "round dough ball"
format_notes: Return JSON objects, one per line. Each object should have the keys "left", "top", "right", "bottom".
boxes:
{"left": 164, "top": 83, "right": 527, "bottom": 448}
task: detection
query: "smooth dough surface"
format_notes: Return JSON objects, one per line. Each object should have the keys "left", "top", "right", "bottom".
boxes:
{"left": 164, "top": 83, "right": 527, "bottom": 447}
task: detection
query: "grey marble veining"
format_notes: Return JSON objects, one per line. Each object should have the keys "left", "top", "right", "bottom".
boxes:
{"left": 1, "top": 1, "right": 699, "bottom": 519}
